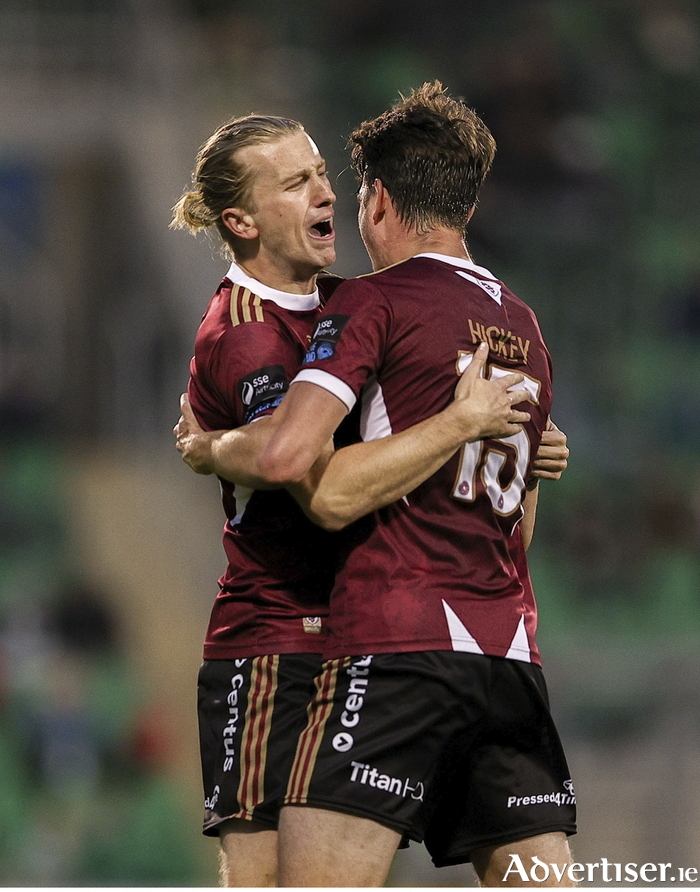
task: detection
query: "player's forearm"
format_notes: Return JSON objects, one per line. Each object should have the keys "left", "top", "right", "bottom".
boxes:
{"left": 207, "top": 420, "right": 280, "bottom": 490}
{"left": 298, "top": 406, "right": 471, "bottom": 531}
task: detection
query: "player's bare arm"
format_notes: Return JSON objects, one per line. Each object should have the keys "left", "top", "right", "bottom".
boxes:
{"left": 296, "top": 342, "right": 532, "bottom": 528}
{"left": 174, "top": 394, "right": 280, "bottom": 488}
{"left": 174, "top": 386, "right": 342, "bottom": 488}
{"left": 257, "top": 341, "right": 531, "bottom": 487}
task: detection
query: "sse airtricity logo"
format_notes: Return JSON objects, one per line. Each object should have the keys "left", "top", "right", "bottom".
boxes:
{"left": 237, "top": 365, "right": 288, "bottom": 423}
{"left": 304, "top": 314, "right": 349, "bottom": 364}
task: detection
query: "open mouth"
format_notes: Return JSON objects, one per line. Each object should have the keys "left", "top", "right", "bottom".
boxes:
{"left": 310, "top": 219, "right": 334, "bottom": 239}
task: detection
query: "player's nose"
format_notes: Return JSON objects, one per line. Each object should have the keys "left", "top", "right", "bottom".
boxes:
{"left": 314, "top": 174, "right": 336, "bottom": 206}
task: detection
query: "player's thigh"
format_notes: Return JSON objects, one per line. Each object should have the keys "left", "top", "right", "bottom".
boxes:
{"left": 197, "top": 653, "right": 322, "bottom": 835}
{"left": 285, "top": 653, "right": 489, "bottom": 843}
{"left": 472, "top": 831, "right": 576, "bottom": 887}
{"left": 278, "top": 805, "right": 401, "bottom": 887}
{"left": 219, "top": 818, "right": 278, "bottom": 887}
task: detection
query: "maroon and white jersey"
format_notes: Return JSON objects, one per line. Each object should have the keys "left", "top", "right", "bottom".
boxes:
{"left": 295, "top": 253, "right": 552, "bottom": 664}
{"left": 189, "top": 262, "right": 342, "bottom": 659}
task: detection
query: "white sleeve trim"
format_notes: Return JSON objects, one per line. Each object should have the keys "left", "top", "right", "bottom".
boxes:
{"left": 292, "top": 368, "right": 357, "bottom": 412}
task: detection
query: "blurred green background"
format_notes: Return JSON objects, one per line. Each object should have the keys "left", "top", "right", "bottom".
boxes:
{"left": 1, "top": 0, "right": 699, "bottom": 885}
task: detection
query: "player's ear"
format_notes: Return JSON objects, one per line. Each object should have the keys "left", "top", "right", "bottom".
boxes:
{"left": 372, "top": 179, "right": 388, "bottom": 223}
{"left": 221, "top": 207, "right": 259, "bottom": 241}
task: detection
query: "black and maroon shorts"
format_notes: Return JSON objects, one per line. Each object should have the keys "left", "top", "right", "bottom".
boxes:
{"left": 284, "top": 651, "right": 576, "bottom": 867}
{"left": 197, "top": 653, "right": 323, "bottom": 835}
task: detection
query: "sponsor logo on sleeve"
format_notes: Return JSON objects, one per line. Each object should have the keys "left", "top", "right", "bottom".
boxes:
{"left": 238, "top": 365, "right": 288, "bottom": 423}
{"left": 304, "top": 314, "right": 349, "bottom": 363}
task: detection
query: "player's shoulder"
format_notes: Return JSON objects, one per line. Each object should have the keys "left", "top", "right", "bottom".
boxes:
{"left": 327, "top": 262, "right": 403, "bottom": 303}
{"left": 500, "top": 281, "right": 540, "bottom": 324}
{"left": 226, "top": 279, "right": 271, "bottom": 327}
{"left": 342, "top": 257, "right": 449, "bottom": 296}
{"left": 196, "top": 279, "right": 292, "bottom": 357}
{"left": 355, "top": 257, "right": 416, "bottom": 283}
{"left": 222, "top": 279, "right": 300, "bottom": 331}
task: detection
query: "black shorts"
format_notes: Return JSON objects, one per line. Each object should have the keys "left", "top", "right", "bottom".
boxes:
{"left": 197, "top": 653, "right": 323, "bottom": 835}
{"left": 284, "top": 651, "right": 576, "bottom": 867}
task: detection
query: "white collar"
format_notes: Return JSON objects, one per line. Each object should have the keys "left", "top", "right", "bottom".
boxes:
{"left": 414, "top": 252, "right": 499, "bottom": 282}
{"left": 225, "top": 262, "right": 320, "bottom": 311}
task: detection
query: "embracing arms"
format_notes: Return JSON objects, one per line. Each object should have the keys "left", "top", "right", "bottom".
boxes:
{"left": 175, "top": 342, "right": 533, "bottom": 530}
{"left": 176, "top": 342, "right": 569, "bottom": 536}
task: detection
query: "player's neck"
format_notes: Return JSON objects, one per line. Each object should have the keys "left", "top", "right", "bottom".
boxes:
{"left": 372, "top": 227, "right": 471, "bottom": 269}
{"left": 234, "top": 256, "right": 318, "bottom": 295}
{"left": 412, "top": 228, "right": 471, "bottom": 262}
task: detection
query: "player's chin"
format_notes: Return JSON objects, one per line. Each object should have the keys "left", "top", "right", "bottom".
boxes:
{"left": 311, "top": 239, "right": 337, "bottom": 266}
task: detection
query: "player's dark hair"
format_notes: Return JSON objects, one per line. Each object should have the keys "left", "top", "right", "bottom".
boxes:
{"left": 171, "top": 114, "right": 304, "bottom": 257}
{"left": 349, "top": 81, "right": 496, "bottom": 237}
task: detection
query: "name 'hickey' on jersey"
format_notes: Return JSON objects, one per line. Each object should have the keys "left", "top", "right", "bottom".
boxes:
{"left": 468, "top": 318, "right": 531, "bottom": 365}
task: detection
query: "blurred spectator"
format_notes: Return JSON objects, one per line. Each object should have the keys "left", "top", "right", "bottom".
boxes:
{"left": 44, "top": 580, "right": 121, "bottom": 657}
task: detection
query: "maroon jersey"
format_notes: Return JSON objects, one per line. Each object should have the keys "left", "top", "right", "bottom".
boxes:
{"left": 295, "top": 253, "right": 552, "bottom": 664}
{"left": 189, "top": 262, "right": 342, "bottom": 658}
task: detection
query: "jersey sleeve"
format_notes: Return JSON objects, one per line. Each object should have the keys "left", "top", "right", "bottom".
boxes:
{"left": 189, "top": 321, "right": 298, "bottom": 431}
{"left": 292, "top": 279, "right": 391, "bottom": 411}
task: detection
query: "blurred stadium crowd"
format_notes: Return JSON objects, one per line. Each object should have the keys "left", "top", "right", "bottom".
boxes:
{"left": 1, "top": 0, "right": 699, "bottom": 884}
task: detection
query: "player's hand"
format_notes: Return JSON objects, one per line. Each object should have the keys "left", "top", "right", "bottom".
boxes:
{"left": 451, "top": 342, "right": 532, "bottom": 440}
{"left": 173, "top": 393, "right": 219, "bottom": 475}
{"left": 531, "top": 419, "right": 569, "bottom": 480}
